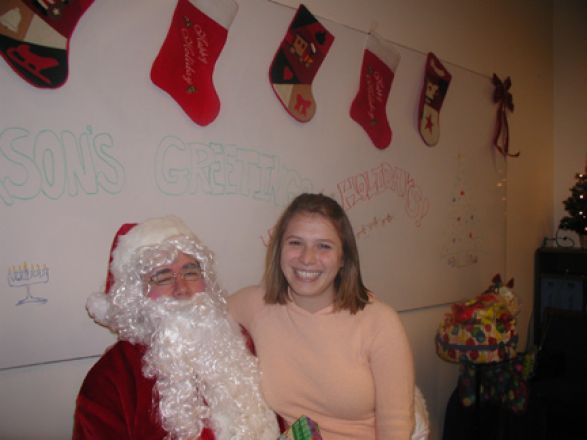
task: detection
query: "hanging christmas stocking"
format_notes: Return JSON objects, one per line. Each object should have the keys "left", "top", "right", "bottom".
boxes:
{"left": 418, "top": 52, "right": 451, "bottom": 146}
{"left": 350, "top": 33, "right": 400, "bottom": 150}
{"left": 151, "top": 0, "right": 238, "bottom": 126}
{"left": 0, "top": 0, "right": 94, "bottom": 88}
{"left": 269, "top": 4, "right": 334, "bottom": 122}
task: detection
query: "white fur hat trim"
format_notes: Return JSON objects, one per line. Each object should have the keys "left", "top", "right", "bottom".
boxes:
{"left": 86, "top": 290, "right": 111, "bottom": 325}
{"left": 110, "top": 215, "right": 193, "bottom": 279}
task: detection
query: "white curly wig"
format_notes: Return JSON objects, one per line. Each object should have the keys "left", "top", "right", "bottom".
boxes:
{"left": 86, "top": 215, "right": 224, "bottom": 342}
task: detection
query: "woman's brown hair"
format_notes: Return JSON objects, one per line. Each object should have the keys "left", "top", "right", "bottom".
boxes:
{"left": 263, "top": 193, "right": 369, "bottom": 313}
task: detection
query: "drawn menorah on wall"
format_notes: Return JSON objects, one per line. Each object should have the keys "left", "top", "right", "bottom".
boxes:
{"left": 7, "top": 262, "right": 49, "bottom": 305}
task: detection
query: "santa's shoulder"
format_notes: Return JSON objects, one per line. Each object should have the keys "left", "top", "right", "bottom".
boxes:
{"left": 79, "top": 341, "right": 147, "bottom": 398}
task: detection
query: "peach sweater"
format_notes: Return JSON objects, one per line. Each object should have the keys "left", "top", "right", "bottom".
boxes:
{"left": 228, "top": 287, "right": 415, "bottom": 440}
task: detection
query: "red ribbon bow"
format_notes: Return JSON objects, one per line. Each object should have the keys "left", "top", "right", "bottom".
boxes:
{"left": 492, "top": 74, "right": 519, "bottom": 158}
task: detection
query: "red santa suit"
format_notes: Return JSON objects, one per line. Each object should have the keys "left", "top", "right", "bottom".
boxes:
{"left": 74, "top": 340, "right": 214, "bottom": 440}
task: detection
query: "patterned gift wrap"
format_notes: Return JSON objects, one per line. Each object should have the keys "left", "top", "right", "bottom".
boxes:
{"left": 278, "top": 416, "right": 322, "bottom": 440}
{"left": 435, "top": 275, "right": 520, "bottom": 364}
{"left": 436, "top": 318, "right": 518, "bottom": 363}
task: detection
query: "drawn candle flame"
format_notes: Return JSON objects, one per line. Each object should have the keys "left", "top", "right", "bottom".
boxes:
{"left": 7, "top": 262, "right": 50, "bottom": 305}
{"left": 7, "top": 262, "right": 49, "bottom": 287}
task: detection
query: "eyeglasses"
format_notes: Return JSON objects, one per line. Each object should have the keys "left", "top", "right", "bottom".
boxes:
{"left": 147, "top": 263, "right": 203, "bottom": 287}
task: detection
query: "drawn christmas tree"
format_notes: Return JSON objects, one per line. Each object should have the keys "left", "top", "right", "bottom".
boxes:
{"left": 442, "top": 153, "right": 479, "bottom": 267}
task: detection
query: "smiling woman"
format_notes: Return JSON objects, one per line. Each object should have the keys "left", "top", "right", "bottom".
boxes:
{"left": 279, "top": 212, "right": 344, "bottom": 312}
{"left": 228, "top": 192, "right": 416, "bottom": 440}
{"left": 263, "top": 193, "right": 370, "bottom": 315}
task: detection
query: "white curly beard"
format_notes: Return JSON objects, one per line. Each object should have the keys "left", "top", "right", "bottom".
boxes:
{"left": 128, "top": 293, "right": 279, "bottom": 440}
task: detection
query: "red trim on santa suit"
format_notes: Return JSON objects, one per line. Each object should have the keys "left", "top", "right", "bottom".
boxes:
{"left": 74, "top": 340, "right": 215, "bottom": 440}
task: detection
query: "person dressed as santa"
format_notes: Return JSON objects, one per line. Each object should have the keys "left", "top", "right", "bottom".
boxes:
{"left": 73, "top": 215, "right": 280, "bottom": 440}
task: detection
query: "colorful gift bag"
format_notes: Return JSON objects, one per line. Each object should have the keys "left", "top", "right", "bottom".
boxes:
{"left": 436, "top": 275, "right": 520, "bottom": 364}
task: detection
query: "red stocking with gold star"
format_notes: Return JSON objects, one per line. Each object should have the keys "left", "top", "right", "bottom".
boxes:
{"left": 418, "top": 52, "right": 452, "bottom": 146}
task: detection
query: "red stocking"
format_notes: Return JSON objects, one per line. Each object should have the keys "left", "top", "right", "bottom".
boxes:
{"left": 350, "top": 33, "right": 400, "bottom": 149}
{"left": 151, "top": 0, "right": 238, "bottom": 126}
{"left": 0, "top": 0, "right": 94, "bottom": 88}
{"left": 418, "top": 52, "right": 451, "bottom": 146}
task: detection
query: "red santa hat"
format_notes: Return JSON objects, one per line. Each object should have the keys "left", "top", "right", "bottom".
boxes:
{"left": 87, "top": 215, "right": 195, "bottom": 323}
{"left": 108, "top": 216, "right": 195, "bottom": 290}
{"left": 105, "top": 223, "right": 137, "bottom": 293}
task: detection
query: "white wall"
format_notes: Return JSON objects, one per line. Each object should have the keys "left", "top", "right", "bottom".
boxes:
{"left": 553, "top": 0, "right": 587, "bottom": 243}
{"left": 0, "top": 1, "right": 561, "bottom": 439}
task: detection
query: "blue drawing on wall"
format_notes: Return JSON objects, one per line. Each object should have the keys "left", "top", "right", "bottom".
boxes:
{"left": 7, "top": 262, "right": 49, "bottom": 305}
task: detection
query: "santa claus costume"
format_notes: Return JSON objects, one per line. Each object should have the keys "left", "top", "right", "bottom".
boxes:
{"left": 73, "top": 216, "right": 279, "bottom": 440}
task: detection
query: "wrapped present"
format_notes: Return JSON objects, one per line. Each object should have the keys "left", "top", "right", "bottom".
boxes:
{"left": 435, "top": 274, "right": 519, "bottom": 364}
{"left": 278, "top": 416, "right": 322, "bottom": 440}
